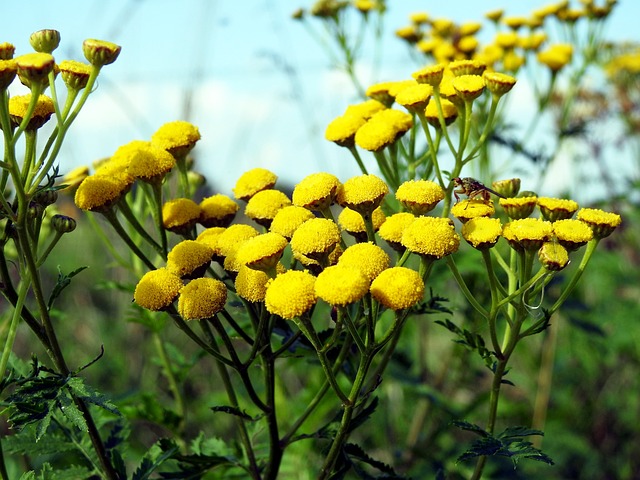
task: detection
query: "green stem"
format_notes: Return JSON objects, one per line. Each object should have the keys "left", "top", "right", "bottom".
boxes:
{"left": 0, "top": 280, "right": 30, "bottom": 377}
{"left": 101, "top": 209, "right": 156, "bottom": 270}
{"left": 445, "top": 255, "right": 489, "bottom": 318}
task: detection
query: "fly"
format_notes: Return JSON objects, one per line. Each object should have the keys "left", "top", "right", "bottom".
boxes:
{"left": 452, "top": 177, "right": 505, "bottom": 203}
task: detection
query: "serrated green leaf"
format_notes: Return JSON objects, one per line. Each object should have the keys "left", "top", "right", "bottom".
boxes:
{"left": 499, "top": 426, "right": 544, "bottom": 440}
{"left": 18, "top": 472, "right": 36, "bottom": 480}
{"left": 34, "top": 408, "right": 54, "bottom": 442}
{"left": 344, "top": 442, "right": 400, "bottom": 476}
{"left": 133, "top": 439, "right": 180, "bottom": 480}
{"left": 66, "top": 377, "right": 120, "bottom": 416}
{"left": 210, "top": 405, "right": 258, "bottom": 421}
{"left": 58, "top": 394, "right": 88, "bottom": 432}
{"left": 47, "top": 465, "right": 93, "bottom": 480}
{"left": 4, "top": 427, "right": 76, "bottom": 456}
{"left": 451, "top": 420, "right": 489, "bottom": 437}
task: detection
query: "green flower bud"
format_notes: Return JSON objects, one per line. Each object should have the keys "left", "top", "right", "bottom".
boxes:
{"left": 33, "top": 188, "right": 58, "bottom": 207}
{"left": 29, "top": 29, "right": 61, "bottom": 54}
{"left": 59, "top": 60, "right": 92, "bottom": 90}
{"left": 492, "top": 178, "right": 521, "bottom": 198}
{"left": 82, "top": 39, "right": 121, "bottom": 67}
{"left": 28, "top": 201, "right": 45, "bottom": 221}
{"left": 51, "top": 214, "right": 77, "bottom": 233}
{"left": 0, "top": 42, "right": 16, "bottom": 60}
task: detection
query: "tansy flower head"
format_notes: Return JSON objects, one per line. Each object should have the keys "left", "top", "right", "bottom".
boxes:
{"left": 58, "top": 60, "right": 92, "bottom": 91}
{"left": 336, "top": 174, "right": 389, "bottom": 216}
{"left": 215, "top": 224, "right": 260, "bottom": 257}
{"left": 462, "top": 217, "right": 502, "bottom": 250}
{"left": 233, "top": 168, "right": 278, "bottom": 201}
{"left": 265, "top": 270, "right": 317, "bottom": 320}
{"left": 74, "top": 174, "right": 132, "bottom": 212}
{"left": 355, "top": 109, "right": 413, "bottom": 152}
{"left": 577, "top": 208, "right": 622, "bottom": 239}
{"left": 325, "top": 114, "right": 367, "bottom": 147}
{"left": 8, "top": 94, "right": 55, "bottom": 130}
{"left": 344, "top": 99, "right": 387, "bottom": 119}
{"left": 451, "top": 200, "right": 495, "bottom": 223}
{"left": 502, "top": 15, "right": 528, "bottom": 30}
{"left": 166, "top": 240, "right": 214, "bottom": 279}
{"left": 370, "top": 267, "right": 424, "bottom": 311}
{"left": 270, "top": 205, "right": 315, "bottom": 239}
{"left": 151, "top": 120, "right": 201, "bottom": 159}
{"left": 82, "top": 38, "right": 121, "bottom": 67}
{"left": 412, "top": 63, "right": 445, "bottom": 87}
{"left": 424, "top": 98, "right": 458, "bottom": 127}
{"left": 483, "top": 71, "right": 517, "bottom": 97}
{"left": 236, "top": 232, "right": 288, "bottom": 273}
{"left": 0, "top": 59, "right": 17, "bottom": 90}
{"left": 402, "top": 216, "right": 460, "bottom": 259}
{"left": 491, "top": 178, "right": 520, "bottom": 198}
{"left": 315, "top": 265, "right": 370, "bottom": 307}
{"left": 452, "top": 75, "right": 485, "bottom": 102}
{"left": 457, "top": 35, "right": 479, "bottom": 55}
{"left": 552, "top": 219, "right": 593, "bottom": 251}
{"left": 115, "top": 140, "right": 176, "bottom": 183}
{"left": 502, "top": 218, "right": 553, "bottom": 251}
{"left": 290, "top": 218, "right": 341, "bottom": 263}
{"left": 134, "top": 268, "right": 183, "bottom": 311}
{"left": 378, "top": 212, "right": 416, "bottom": 251}
{"left": 199, "top": 194, "right": 239, "bottom": 228}
{"left": 59, "top": 166, "right": 89, "bottom": 194}
{"left": 537, "top": 44, "right": 573, "bottom": 72}
{"left": 495, "top": 31, "right": 518, "bottom": 50}
{"left": 178, "top": 278, "right": 227, "bottom": 320}
{"left": 365, "top": 81, "right": 398, "bottom": 106}
{"left": 537, "top": 197, "right": 578, "bottom": 221}
{"left": 0, "top": 42, "right": 16, "bottom": 60}
{"left": 395, "top": 25, "right": 422, "bottom": 45}
{"left": 235, "top": 264, "right": 285, "bottom": 302}
{"left": 15, "top": 52, "right": 55, "bottom": 87}
{"left": 29, "top": 29, "right": 60, "bottom": 53}
{"left": 244, "top": 189, "right": 292, "bottom": 228}
{"left": 395, "top": 179, "right": 445, "bottom": 214}
{"left": 196, "top": 227, "right": 227, "bottom": 258}
{"left": 292, "top": 172, "right": 341, "bottom": 212}
{"left": 538, "top": 242, "right": 569, "bottom": 271}
{"left": 293, "top": 244, "right": 343, "bottom": 276}
{"left": 449, "top": 59, "right": 487, "bottom": 77}
{"left": 395, "top": 84, "right": 433, "bottom": 114}
{"left": 338, "top": 206, "right": 386, "bottom": 242}
{"left": 459, "top": 22, "right": 482, "bottom": 37}
{"left": 499, "top": 196, "right": 538, "bottom": 219}
{"left": 338, "top": 242, "right": 389, "bottom": 282}
{"left": 162, "top": 198, "right": 201, "bottom": 234}
{"left": 485, "top": 9, "right": 504, "bottom": 23}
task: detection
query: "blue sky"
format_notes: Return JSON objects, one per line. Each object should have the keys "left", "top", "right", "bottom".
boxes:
{"left": 2, "top": 1, "right": 638, "bottom": 199}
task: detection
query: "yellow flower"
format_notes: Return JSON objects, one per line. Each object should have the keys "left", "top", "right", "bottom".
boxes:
{"left": 537, "top": 197, "right": 578, "bottom": 221}
{"left": 370, "top": 267, "right": 424, "bottom": 310}
{"left": 502, "top": 51, "right": 525, "bottom": 72}
{"left": 355, "top": 109, "right": 413, "bottom": 152}
{"left": 59, "top": 166, "right": 90, "bottom": 194}
{"left": 485, "top": 9, "right": 504, "bottom": 23}
{"left": 196, "top": 227, "right": 227, "bottom": 255}
{"left": 290, "top": 218, "right": 341, "bottom": 262}
{"left": 409, "top": 12, "right": 429, "bottom": 24}
{"left": 451, "top": 200, "right": 495, "bottom": 223}
{"left": 15, "top": 52, "right": 55, "bottom": 86}
{"left": 8, "top": 94, "right": 55, "bottom": 130}
{"left": 82, "top": 38, "right": 121, "bottom": 67}
{"left": 491, "top": 178, "right": 521, "bottom": 198}
{"left": 0, "top": 42, "right": 16, "bottom": 60}
{"left": 199, "top": 194, "right": 239, "bottom": 228}
{"left": 134, "top": 268, "right": 183, "bottom": 311}
{"left": 244, "top": 189, "right": 292, "bottom": 228}
{"left": 395, "top": 25, "right": 422, "bottom": 45}
{"left": 483, "top": 71, "right": 517, "bottom": 97}
{"left": 395, "top": 84, "right": 433, "bottom": 114}
{"left": 457, "top": 36, "right": 479, "bottom": 55}
{"left": 458, "top": 22, "right": 482, "bottom": 37}
{"left": 337, "top": 174, "right": 389, "bottom": 216}
{"left": 448, "top": 59, "right": 486, "bottom": 77}
{"left": 502, "top": 218, "right": 553, "bottom": 251}
{"left": 338, "top": 206, "right": 386, "bottom": 241}
{"left": 58, "top": 60, "right": 92, "bottom": 90}
{"left": 344, "top": 99, "right": 387, "bottom": 119}
{"left": 337, "top": 242, "right": 389, "bottom": 282}
{"left": 395, "top": 180, "right": 445, "bottom": 214}
{"left": 166, "top": 240, "right": 214, "bottom": 279}
{"left": 151, "top": 120, "right": 201, "bottom": 159}
{"left": 235, "top": 264, "right": 285, "bottom": 302}
{"left": 552, "top": 219, "right": 593, "bottom": 251}
{"left": 538, "top": 242, "right": 569, "bottom": 271}
{"left": 162, "top": 198, "right": 201, "bottom": 233}
{"left": 412, "top": 63, "right": 445, "bottom": 86}
{"left": 499, "top": 196, "right": 538, "bottom": 219}
{"left": 494, "top": 31, "right": 518, "bottom": 50}
{"left": 325, "top": 114, "right": 367, "bottom": 147}
{"left": 29, "top": 29, "right": 60, "bottom": 53}
{"left": 265, "top": 270, "right": 317, "bottom": 319}
{"left": 502, "top": 16, "right": 528, "bottom": 30}
{"left": 215, "top": 224, "right": 260, "bottom": 257}
{"left": 424, "top": 98, "right": 458, "bottom": 127}
{"left": 537, "top": 44, "right": 573, "bottom": 72}
{"left": 74, "top": 174, "right": 131, "bottom": 212}
{"left": 115, "top": 140, "right": 176, "bottom": 183}
{"left": 576, "top": 208, "right": 621, "bottom": 239}
{"left": 236, "top": 232, "right": 288, "bottom": 272}
{"left": 270, "top": 205, "right": 316, "bottom": 239}
{"left": 315, "top": 264, "right": 370, "bottom": 307}
{"left": 462, "top": 217, "right": 502, "bottom": 250}
{"left": 233, "top": 168, "right": 278, "bottom": 201}
{"left": 0, "top": 59, "right": 17, "bottom": 90}
{"left": 178, "top": 278, "right": 227, "bottom": 320}
{"left": 292, "top": 172, "right": 341, "bottom": 212}
{"left": 378, "top": 212, "right": 416, "bottom": 251}
{"left": 402, "top": 216, "right": 460, "bottom": 258}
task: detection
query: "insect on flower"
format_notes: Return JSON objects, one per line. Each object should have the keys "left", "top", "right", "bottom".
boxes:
{"left": 453, "top": 177, "right": 505, "bottom": 203}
